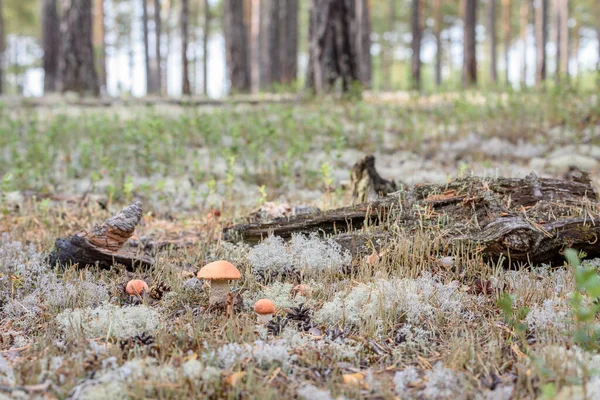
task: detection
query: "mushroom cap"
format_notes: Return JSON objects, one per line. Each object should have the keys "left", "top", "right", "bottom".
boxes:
{"left": 254, "top": 299, "right": 275, "bottom": 314}
{"left": 126, "top": 279, "right": 149, "bottom": 296}
{"left": 197, "top": 260, "right": 241, "bottom": 280}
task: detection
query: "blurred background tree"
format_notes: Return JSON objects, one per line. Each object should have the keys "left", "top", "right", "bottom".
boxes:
{"left": 0, "top": 0, "right": 597, "bottom": 96}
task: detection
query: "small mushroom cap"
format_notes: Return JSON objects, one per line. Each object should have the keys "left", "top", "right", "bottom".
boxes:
{"left": 254, "top": 299, "right": 275, "bottom": 314}
{"left": 126, "top": 279, "right": 149, "bottom": 296}
{"left": 197, "top": 260, "right": 241, "bottom": 280}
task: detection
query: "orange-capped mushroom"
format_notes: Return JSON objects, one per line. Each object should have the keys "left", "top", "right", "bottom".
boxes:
{"left": 126, "top": 279, "right": 149, "bottom": 296}
{"left": 197, "top": 260, "right": 241, "bottom": 306}
{"left": 254, "top": 299, "right": 275, "bottom": 323}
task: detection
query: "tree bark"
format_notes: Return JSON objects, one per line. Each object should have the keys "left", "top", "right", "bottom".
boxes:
{"left": 433, "top": 0, "right": 442, "bottom": 87}
{"left": 0, "top": 0, "right": 4, "bottom": 94}
{"left": 411, "top": 0, "right": 422, "bottom": 89}
{"left": 382, "top": 0, "right": 396, "bottom": 91}
{"left": 306, "top": 0, "right": 360, "bottom": 95}
{"left": 279, "top": 0, "right": 299, "bottom": 85}
{"left": 260, "top": 0, "right": 281, "bottom": 89}
{"left": 93, "top": 0, "right": 106, "bottom": 92}
{"left": 60, "top": 0, "right": 100, "bottom": 96}
{"left": 462, "top": 0, "right": 478, "bottom": 87}
{"left": 250, "top": 0, "right": 260, "bottom": 93}
{"left": 153, "top": 0, "right": 162, "bottom": 94}
{"left": 572, "top": 24, "right": 579, "bottom": 84}
{"left": 558, "top": 0, "right": 568, "bottom": 81}
{"left": 520, "top": 0, "right": 528, "bottom": 87}
{"left": 202, "top": 0, "right": 210, "bottom": 96}
{"left": 502, "top": 0, "right": 511, "bottom": 85}
{"left": 488, "top": 0, "right": 498, "bottom": 84}
{"left": 350, "top": 155, "right": 397, "bottom": 203}
{"left": 597, "top": 27, "right": 600, "bottom": 88}
{"left": 535, "top": 0, "right": 547, "bottom": 88}
{"left": 224, "top": 0, "right": 251, "bottom": 93}
{"left": 42, "top": 0, "right": 61, "bottom": 93}
{"left": 49, "top": 202, "right": 153, "bottom": 269}
{"left": 142, "top": 0, "right": 153, "bottom": 94}
{"left": 163, "top": 0, "right": 173, "bottom": 94}
{"left": 181, "top": 0, "right": 190, "bottom": 95}
{"left": 555, "top": 0, "right": 568, "bottom": 83}
{"left": 355, "top": 0, "right": 371, "bottom": 87}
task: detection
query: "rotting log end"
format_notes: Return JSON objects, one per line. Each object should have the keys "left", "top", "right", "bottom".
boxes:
{"left": 48, "top": 202, "right": 152, "bottom": 270}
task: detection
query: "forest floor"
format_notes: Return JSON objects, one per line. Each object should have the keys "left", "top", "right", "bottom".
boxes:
{"left": 0, "top": 91, "right": 599, "bottom": 399}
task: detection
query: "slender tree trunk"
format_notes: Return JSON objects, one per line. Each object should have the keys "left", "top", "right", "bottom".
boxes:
{"left": 502, "top": 0, "right": 510, "bottom": 85}
{"left": 382, "top": 0, "right": 396, "bottom": 91}
{"left": 163, "top": 0, "right": 173, "bottom": 95}
{"left": 279, "top": 0, "right": 298, "bottom": 85}
{"left": 447, "top": 35, "right": 454, "bottom": 82}
{"left": 142, "top": 0, "right": 153, "bottom": 93}
{"left": 488, "top": 0, "right": 497, "bottom": 84}
{"left": 572, "top": 24, "right": 579, "bottom": 85}
{"left": 60, "top": 0, "right": 100, "bottom": 95}
{"left": 558, "top": 0, "right": 568, "bottom": 80}
{"left": 0, "top": 0, "right": 3, "bottom": 94}
{"left": 433, "top": 0, "right": 442, "bottom": 87}
{"left": 555, "top": 0, "right": 568, "bottom": 83}
{"left": 250, "top": 0, "right": 260, "bottom": 93}
{"left": 203, "top": 0, "right": 210, "bottom": 96}
{"left": 129, "top": 14, "right": 135, "bottom": 94}
{"left": 597, "top": 27, "right": 600, "bottom": 88}
{"left": 224, "top": 0, "right": 250, "bottom": 93}
{"left": 43, "top": 0, "right": 61, "bottom": 93}
{"left": 154, "top": 0, "right": 162, "bottom": 94}
{"left": 356, "top": 0, "right": 371, "bottom": 87}
{"left": 269, "top": 1, "right": 281, "bottom": 85}
{"left": 259, "top": 0, "right": 281, "bottom": 89}
{"left": 535, "top": 0, "right": 547, "bottom": 88}
{"left": 306, "top": 0, "right": 360, "bottom": 94}
{"left": 93, "top": 0, "right": 106, "bottom": 92}
{"left": 463, "top": 0, "right": 478, "bottom": 87}
{"left": 411, "top": 0, "right": 422, "bottom": 89}
{"left": 520, "top": 0, "right": 528, "bottom": 87}
{"left": 181, "top": 0, "right": 190, "bottom": 95}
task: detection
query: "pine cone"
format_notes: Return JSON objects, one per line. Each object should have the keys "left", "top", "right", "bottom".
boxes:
{"left": 286, "top": 303, "right": 314, "bottom": 331}
{"left": 150, "top": 281, "right": 170, "bottom": 300}
{"left": 266, "top": 316, "right": 288, "bottom": 336}
{"left": 120, "top": 332, "right": 156, "bottom": 355}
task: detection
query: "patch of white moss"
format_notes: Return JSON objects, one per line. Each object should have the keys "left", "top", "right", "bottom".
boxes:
{"left": 56, "top": 304, "right": 160, "bottom": 339}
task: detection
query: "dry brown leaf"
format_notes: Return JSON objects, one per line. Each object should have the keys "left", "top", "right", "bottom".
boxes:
{"left": 226, "top": 371, "right": 247, "bottom": 387}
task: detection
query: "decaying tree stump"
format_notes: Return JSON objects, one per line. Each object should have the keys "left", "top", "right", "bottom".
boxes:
{"left": 350, "top": 155, "right": 397, "bottom": 203}
{"left": 224, "top": 164, "right": 600, "bottom": 265}
{"left": 49, "top": 201, "right": 153, "bottom": 269}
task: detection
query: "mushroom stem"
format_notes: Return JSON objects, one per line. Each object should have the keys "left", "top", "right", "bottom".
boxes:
{"left": 209, "top": 279, "right": 229, "bottom": 305}
{"left": 257, "top": 313, "right": 273, "bottom": 324}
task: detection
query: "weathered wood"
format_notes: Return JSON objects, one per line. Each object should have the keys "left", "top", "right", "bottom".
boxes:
{"left": 223, "top": 169, "right": 599, "bottom": 265}
{"left": 459, "top": 216, "right": 600, "bottom": 264}
{"left": 350, "top": 155, "right": 397, "bottom": 203}
{"left": 48, "top": 201, "right": 153, "bottom": 269}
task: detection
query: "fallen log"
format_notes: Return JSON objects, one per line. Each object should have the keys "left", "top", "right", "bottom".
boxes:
{"left": 48, "top": 202, "right": 153, "bottom": 269}
{"left": 223, "top": 168, "right": 599, "bottom": 265}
